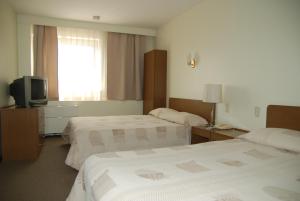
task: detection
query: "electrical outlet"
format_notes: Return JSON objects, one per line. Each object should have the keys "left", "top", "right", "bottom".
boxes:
{"left": 254, "top": 106, "right": 260, "bottom": 117}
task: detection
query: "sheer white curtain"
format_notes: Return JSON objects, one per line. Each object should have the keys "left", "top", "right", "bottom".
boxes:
{"left": 57, "top": 27, "right": 107, "bottom": 101}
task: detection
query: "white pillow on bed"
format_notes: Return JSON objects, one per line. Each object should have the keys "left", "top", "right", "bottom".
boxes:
{"left": 149, "top": 108, "right": 162, "bottom": 117}
{"left": 149, "top": 108, "right": 177, "bottom": 117}
{"left": 152, "top": 109, "right": 208, "bottom": 126}
{"left": 180, "top": 112, "right": 208, "bottom": 126}
{"left": 157, "top": 109, "right": 185, "bottom": 124}
{"left": 239, "top": 128, "right": 300, "bottom": 153}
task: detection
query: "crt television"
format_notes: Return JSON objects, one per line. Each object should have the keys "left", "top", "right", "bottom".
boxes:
{"left": 9, "top": 76, "right": 48, "bottom": 108}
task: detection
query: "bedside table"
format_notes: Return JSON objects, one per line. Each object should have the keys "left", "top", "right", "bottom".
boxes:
{"left": 191, "top": 126, "right": 212, "bottom": 144}
{"left": 191, "top": 127, "right": 248, "bottom": 144}
{"left": 211, "top": 128, "right": 248, "bottom": 141}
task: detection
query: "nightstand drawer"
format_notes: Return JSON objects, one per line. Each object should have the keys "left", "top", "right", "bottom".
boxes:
{"left": 191, "top": 127, "right": 210, "bottom": 138}
{"left": 212, "top": 128, "right": 248, "bottom": 141}
{"left": 211, "top": 133, "right": 233, "bottom": 141}
{"left": 191, "top": 134, "right": 209, "bottom": 144}
{"left": 191, "top": 127, "right": 211, "bottom": 144}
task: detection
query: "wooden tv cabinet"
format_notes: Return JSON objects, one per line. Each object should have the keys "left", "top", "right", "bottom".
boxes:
{"left": 0, "top": 107, "right": 44, "bottom": 160}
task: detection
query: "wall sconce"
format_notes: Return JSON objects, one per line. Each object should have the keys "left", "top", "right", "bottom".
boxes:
{"left": 188, "top": 58, "right": 196, "bottom": 68}
{"left": 187, "top": 53, "right": 199, "bottom": 68}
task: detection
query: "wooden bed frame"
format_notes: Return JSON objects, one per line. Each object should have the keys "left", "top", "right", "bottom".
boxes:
{"left": 267, "top": 105, "right": 300, "bottom": 131}
{"left": 169, "top": 98, "right": 214, "bottom": 124}
{"left": 166, "top": 101, "right": 300, "bottom": 131}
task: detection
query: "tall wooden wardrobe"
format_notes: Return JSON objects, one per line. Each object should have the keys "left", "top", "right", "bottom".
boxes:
{"left": 143, "top": 50, "right": 167, "bottom": 114}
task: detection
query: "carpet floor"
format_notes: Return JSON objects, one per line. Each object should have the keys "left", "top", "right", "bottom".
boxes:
{"left": 0, "top": 136, "right": 78, "bottom": 201}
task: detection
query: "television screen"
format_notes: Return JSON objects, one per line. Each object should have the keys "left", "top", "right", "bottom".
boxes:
{"left": 31, "top": 79, "right": 46, "bottom": 100}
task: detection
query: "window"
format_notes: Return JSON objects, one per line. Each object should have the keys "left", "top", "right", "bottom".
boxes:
{"left": 57, "top": 27, "right": 107, "bottom": 101}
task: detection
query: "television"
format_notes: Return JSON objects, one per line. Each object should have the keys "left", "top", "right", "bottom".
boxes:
{"left": 9, "top": 76, "right": 48, "bottom": 108}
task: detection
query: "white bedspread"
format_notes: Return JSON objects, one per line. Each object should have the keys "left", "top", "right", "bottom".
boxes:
{"left": 67, "top": 139, "right": 300, "bottom": 201}
{"left": 64, "top": 115, "right": 189, "bottom": 170}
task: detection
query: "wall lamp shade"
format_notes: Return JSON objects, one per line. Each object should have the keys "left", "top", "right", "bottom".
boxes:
{"left": 187, "top": 58, "right": 196, "bottom": 68}
{"left": 187, "top": 52, "right": 199, "bottom": 68}
{"left": 204, "top": 84, "right": 222, "bottom": 127}
{"left": 204, "top": 84, "right": 222, "bottom": 103}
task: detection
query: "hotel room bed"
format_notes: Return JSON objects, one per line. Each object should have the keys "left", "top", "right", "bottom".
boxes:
{"left": 64, "top": 98, "right": 214, "bottom": 170}
{"left": 66, "top": 105, "right": 300, "bottom": 201}
{"left": 64, "top": 115, "right": 190, "bottom": 170}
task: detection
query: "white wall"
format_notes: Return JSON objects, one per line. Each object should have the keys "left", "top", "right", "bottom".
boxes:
{"left": 47, "top": 100, "right": 142, "bottom": 116}
{"left": 157, "top": 0, "right": 300, "bottom": 130}
{"left": 17, "top": 14, "right": 156, "bottom": 116}
{"left": 0, "top": 1, "right": 18, "bottom": 107}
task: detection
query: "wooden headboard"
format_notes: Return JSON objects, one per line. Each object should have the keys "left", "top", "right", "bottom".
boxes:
{"left": 267, "top": 105, "right": 300, "bottom": 131}
{"left": 169, "top": 98, "right": 214, "bottom": 124}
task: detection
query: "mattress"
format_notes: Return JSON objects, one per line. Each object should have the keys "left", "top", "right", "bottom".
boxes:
{"left": 64, "top": 115, "right": 190, "bottom": 170}
{"left": 67, "top": 138, "right": 300, "bottom": 201}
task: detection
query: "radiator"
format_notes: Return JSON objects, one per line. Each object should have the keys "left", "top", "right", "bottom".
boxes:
{"left": 43, "top": 104, "right": 78, "bottom": 135}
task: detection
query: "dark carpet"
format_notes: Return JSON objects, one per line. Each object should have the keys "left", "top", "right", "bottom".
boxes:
{"left": 0, "top": 136, "right": 78, "bottom": 201}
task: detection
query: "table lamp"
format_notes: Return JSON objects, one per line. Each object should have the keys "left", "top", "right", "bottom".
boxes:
{"left": 203, "top": 84, "right": 222, "bottom": 127}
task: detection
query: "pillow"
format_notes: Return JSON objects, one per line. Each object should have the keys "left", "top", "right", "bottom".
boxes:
{"left": 238, "top": 128, "right": 300, "bottom": 153}
{"left": 148, "top": 108, "right": 177, "bottom": 117}
{"left": 180, "top": 112, "right": 208, "bottom": 126}
{"left": 149, "top": 108, "right": 163, "bottom": 117}
{"left": 157, "top": 109, "right": 185, "bottom": 125}
{"left": 156, "top": 110, "right": 208, "bottom": 126}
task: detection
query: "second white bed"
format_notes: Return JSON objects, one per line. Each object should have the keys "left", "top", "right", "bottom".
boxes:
{"left": 67, "top": 136, "right": 300, "bottom": 201}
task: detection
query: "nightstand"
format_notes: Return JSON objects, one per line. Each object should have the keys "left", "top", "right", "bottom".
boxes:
{"left": 211, "top": 128, "right": 248, "bottom": 141}
{"left": 191, "top": 126, "right": 212, "bottom": 144}
{"left": 191, "top": 127, "right": 248, "bottom": 144}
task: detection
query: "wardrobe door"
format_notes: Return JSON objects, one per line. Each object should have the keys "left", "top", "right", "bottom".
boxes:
{"left": 143, "top": 50, "right": 155, "bottom": 114}
{"left": 153, "top": 50, "right": 167, "bottom": 110}
{"left": 143, "top": 50, "right": 167, "bottom": 114}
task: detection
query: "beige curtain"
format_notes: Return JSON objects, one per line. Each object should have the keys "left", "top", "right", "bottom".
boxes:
{"left": 107, "top": 32, "right": 146, "bottom": 100}
{"left": 33, "top": 25, "right": 58, "bottom": 100}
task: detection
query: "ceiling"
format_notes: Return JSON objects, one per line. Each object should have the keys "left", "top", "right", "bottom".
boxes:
{"left": 7, "top": 0, "right": 202, "bottom": 28}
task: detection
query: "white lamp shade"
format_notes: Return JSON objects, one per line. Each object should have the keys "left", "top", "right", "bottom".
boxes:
{"left": 204, "top": 84, "right": 222, "bottom": 103}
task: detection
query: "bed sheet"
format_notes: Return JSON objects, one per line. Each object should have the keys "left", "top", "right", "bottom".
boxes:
{"left": 64, "top": 115, "right": 190, "bottom": 170}
{"left": 67, "top": 139, "right": 300, "bottom": 201}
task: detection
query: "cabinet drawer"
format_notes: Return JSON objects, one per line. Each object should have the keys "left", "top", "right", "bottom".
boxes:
{"left": 211, "top": 133, "right": 233, "bottom": 141}
{"left": 191, "top": 134, "right": 209, "bottom": 144}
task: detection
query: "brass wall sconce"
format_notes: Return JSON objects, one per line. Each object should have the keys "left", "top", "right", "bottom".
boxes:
{"left": 187, "top": 53, "right": 199, "bottom": 68}
{"left": 187, "top": 58, "right": 196, "bottom": 68}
